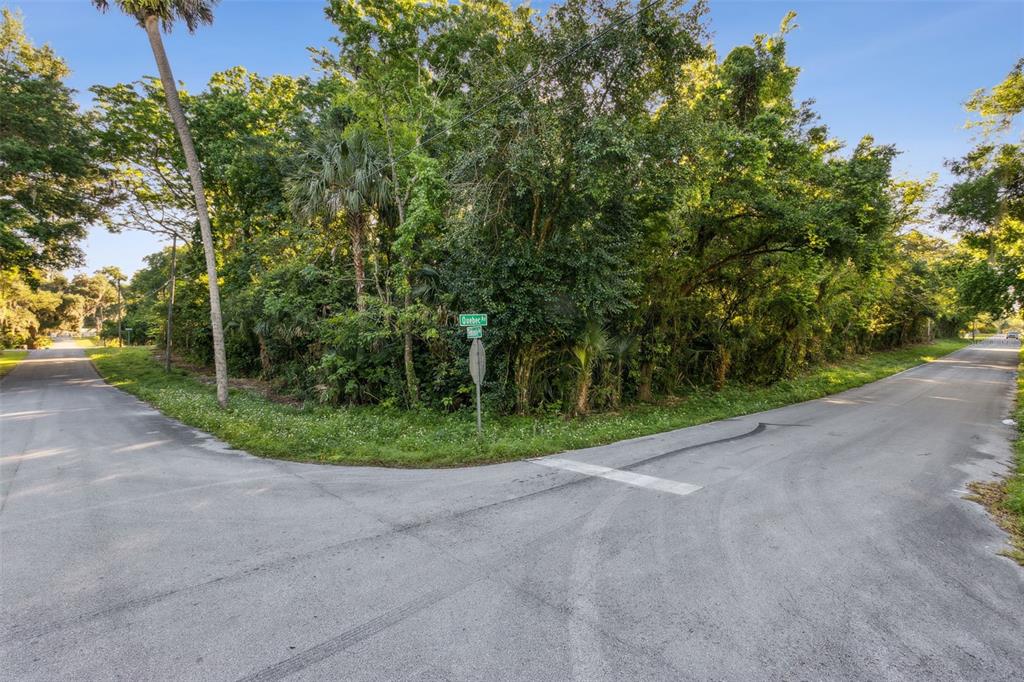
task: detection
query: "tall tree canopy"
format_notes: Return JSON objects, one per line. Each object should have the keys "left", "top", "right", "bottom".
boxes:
{"left": 84, "top": 1, "right": 975, "bottom": 416}
{"left": 0, "top": 9, "right": 107, "bottom": 271}
{"left": 940, "top": 59, "right": 1024, "bottom": 317}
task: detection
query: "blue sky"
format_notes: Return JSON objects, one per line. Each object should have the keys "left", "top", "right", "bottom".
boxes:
{"left": 7, "top": 0, "right": 1023, "bottom": 276}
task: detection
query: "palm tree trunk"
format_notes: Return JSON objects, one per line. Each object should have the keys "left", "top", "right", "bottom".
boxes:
{"left": 164, "top": 234, "right": 176, "bottom": 372}
{"left": 144, "top": 15, "right": 228, "bottom": 408}
{"left": 638, "top": 361, "right": 653, "bottom": 402}
{"left": 574, "top": 371, "right": 592, "bottom": 416}
{"left": 348, "top": 212, "right": 366, "bottom": 312}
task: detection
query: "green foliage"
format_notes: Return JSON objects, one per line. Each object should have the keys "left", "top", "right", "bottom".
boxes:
{"left": 941, "top": 60, "right": 1024, "bottom": 318}
{"left": 86, "top": 339, "right": 969, "bottom": 466}
{"left": 91, "top": 0, "right": 217, "bottom": 33}
{"left": 94, "top": 2, "right": 978, "bottom": 418}
{"left": 0, "top": 349, "right": 28, "bottom": 378}
{"left": 0, "top": 269, "right": 95, "bottom": 347}
{"left": 1010, "top": 346, "right": 1024, "bottom": 526}
{"left": 969, "top": 345, "right": 1024, "bottom": 566}
{"left": 0, "top": 10, "right": 108, "bottom": 271}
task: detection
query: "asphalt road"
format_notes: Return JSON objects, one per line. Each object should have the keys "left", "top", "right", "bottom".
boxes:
{"left": 1, "top": 338, "right": 1022, "bottom": 681}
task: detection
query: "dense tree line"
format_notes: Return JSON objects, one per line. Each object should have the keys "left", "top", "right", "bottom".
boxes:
{"left": 940, "top": 59, "right": 1023, "bottom": 318}
{"left": 2, "top": 1, "right": 1014, "bottom": 416}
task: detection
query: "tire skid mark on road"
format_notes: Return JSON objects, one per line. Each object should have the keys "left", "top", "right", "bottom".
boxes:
{"left": 622, "top": 421, "right": 806, "bottom": 472}
{"left": 0, "top": 525, "right": 392, "bottom": 643}
{"left": 0, "top": 473, "right": 296, "bottom": 529}
{"left": 237, "top": 498, "right": 667, "bottom": 682}
{"left": 396, "top": 500, "right": 695, "bottom": 681}
{"left": 0, "top": 418, "right": 803, "bottom": 648}
{"left": 235, "top": 580, "right": 478, "bottom": 682}
{"left": 1, "top": 466, "right": 610, "bottom": 645}
{"left": 568, "top": 489, "right": 627, "bottom": 681}
{"left": 6, "top": 470, "right": 685, "bottom": 682}
{"left": 0, "top": 423, "right": 776, "bottom": 644}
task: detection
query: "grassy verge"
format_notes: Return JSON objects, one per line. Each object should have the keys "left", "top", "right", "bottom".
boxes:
{"left": 86, "top": 338, "right": 969, "bottom": 468}
{"left": 74, "top": 337, "right": 103, "bottom": 348}
{"left": 0, "top": 349, "right": 28, "bottom": 380}
{"left": 968, "top": 347, "right": 1024, "bottom": 565}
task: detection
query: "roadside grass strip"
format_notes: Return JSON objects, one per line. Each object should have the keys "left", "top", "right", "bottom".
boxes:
{"left": 0, "top": 350, "right": 28, "bottom": 380}
{"left": 85, "top": 338, "right": 970, "bottom": 468}
{"left": 968, "top": 346, "right": 1024, "bottom": 565}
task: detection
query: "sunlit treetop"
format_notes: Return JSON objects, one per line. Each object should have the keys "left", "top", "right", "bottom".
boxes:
{"left": 966, "top": 58, "right": 1024, "bottom": 133}
{"left": 0, "top": 8, "right": 67, "bottom": 79}
{"left": 90, "top": 0, "right": 218, "bottom": 33}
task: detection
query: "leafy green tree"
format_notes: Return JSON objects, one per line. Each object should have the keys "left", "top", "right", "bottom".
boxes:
{"left": 105, "top": 3, "right": 971, "bottom": 417}
{"left": 940, "top": 60, "right": 1023, "bottom": 317}
{"left": 287, "top": 119, "right": 387, "bottom": 313}
{"left": 99, "top": 266, "right": 127, "bottom": 345}
{"left": 0, "top": 9, "right": 107, "bottom": 271}
{"left": 318, "top": 0, "right": 472, "bottom": 405}
{"left": 92, "top": 78, "right": 194, "bottom": 241}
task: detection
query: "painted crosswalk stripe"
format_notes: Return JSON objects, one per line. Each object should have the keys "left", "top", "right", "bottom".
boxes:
{"left": 530, "top": 457, "right": 702, "bottom": 497}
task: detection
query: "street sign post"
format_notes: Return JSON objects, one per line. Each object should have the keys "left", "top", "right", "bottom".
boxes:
{"left": 459, "top": 313, "right": 488, "bottom": 327}
{"left": 466, "top": 326, "right": 482, "bottom": 339}
{"left": 469, "top": 338, "right": 486, "bottom": 436}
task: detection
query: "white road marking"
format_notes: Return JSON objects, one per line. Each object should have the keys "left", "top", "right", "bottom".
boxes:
{"left": 531, "top": 457, "right": 702, "bottom": 497}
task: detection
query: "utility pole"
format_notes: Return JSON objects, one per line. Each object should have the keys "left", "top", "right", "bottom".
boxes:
{"left": 116, "top": 278, "right": 123, "bottom": 347}
{"left": 165, "top": 235, "right": 177, "bottom": 372}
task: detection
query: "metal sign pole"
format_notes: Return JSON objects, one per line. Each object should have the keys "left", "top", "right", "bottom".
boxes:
{"left": 475, "top": 380, "right": 482, "bottom": 437}
{"left": 469, "top": 337, "right": 486, "bottom": 438}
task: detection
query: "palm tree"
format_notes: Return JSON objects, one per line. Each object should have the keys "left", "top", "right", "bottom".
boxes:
{"left": 92, "top": 0, "right": 229, "bottom": 407}
{"left": 288, "top": 124, "right": 389, "bottom": 313}
{"left": 571, "top": 323, "right": 609, "bottom": 416}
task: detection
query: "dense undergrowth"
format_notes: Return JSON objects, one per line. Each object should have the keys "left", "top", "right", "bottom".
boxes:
{"left": 88, "top": 338, "right": 969, "bottom": 468}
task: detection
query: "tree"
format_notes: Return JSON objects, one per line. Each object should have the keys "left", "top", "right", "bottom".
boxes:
{"left": 99, "top": 266, "right": 127, "bottom": 346}
{"left": 110, "top": 3, "right": 969, "bottom": 417}
{"left": 91, "top": 78, "right": 196, "bottom": 242}
{"left": 0, "top": 9, "right": 108, "bottom": 271}
{"left": 92, "top": 0, "right": 229, "bottom": 407}
{"left": 940, "top": 60, "right": 1023, "bottom": 317}
{"left": 287, "top": 119, "right": 388, "bottom": 313}
{"left": 0, "top": 270, "right": 97, "bottom": 347}
{"left": 319, "top": 0, "right": 464, "bottom": 406}
{"left": 71, "top": 272, "right": 117, "bottom": 338}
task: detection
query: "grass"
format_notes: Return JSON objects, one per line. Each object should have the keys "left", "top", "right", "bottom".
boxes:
{"left": 968, "top": 346, "right": 1024, "bottom": 565}
{"left": 85, "top": 337, "right": 970, "bottom": 468}
{"left": 74, "top": 337, "right": 103, "bottom": 348}
{"left": 0, "top": 349, "right": 28, "bottom": 380}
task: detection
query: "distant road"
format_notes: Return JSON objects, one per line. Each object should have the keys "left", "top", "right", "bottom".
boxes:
{"left": 2, "top": 338, "right": 1022, "bottom": 680}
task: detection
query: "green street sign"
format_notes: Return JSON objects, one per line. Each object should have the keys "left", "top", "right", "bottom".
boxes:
{"left": 466, "top": 326, "right": 483, "bottom": 339}
{"left": 459, "top": 313, "right": 488, "bottom": 327}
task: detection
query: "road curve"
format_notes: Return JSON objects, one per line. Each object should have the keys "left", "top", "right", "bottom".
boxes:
{"left": 1, "top": 338, "right": 1022, "bottom": 681}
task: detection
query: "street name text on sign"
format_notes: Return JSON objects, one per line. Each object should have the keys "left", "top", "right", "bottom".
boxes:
{"left": 459, "top": 314, "right": 488, "bottom": 327}
{"left": 466, "top": 326, "right": 482, "bottom": 339}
